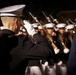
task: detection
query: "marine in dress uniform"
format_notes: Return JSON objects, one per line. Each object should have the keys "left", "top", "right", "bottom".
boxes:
{"left": 25, "top": 23, "right": 43, "bottom": 75}
{"left": 65, "top": 24, "right": 75, "bottom": 44}
{"left": 40, "top": 23, "right": 57, "bottom": 75}
{"left": 56, "top": 23, "right": 69, "bottom": 75}
{"left": 66, "top": 24, "right": 76, "bottom": 75}
{"left": 0, "top": 4, "right": 55, "bottom": 75}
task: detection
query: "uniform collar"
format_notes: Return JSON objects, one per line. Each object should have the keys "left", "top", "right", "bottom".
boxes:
{"left": 0, "top": 29, "right": 15, "bottom": 35}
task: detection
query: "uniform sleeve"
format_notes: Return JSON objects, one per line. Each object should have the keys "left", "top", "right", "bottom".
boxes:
{"left": 67, "top": 33, "right": 76, "bottom": 75}
{"left": 19, "top": 33, "right": 54, "bottom": 60}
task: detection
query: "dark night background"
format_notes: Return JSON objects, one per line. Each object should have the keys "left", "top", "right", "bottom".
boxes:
{"left": 0, "top": 0, "right": 76, "bottom": 23}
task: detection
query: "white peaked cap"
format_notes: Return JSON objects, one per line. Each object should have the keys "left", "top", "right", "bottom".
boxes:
{"left": 65, "top": 24, "right": 74, "bottom": 29}
{"left": 0, "top": 4, "right": 25, "bottom": 16}
{"left": 45, "top": 23, "right": 55, "bottom": 28}
{"left": 38, "top": 25, "right": 45, "bottom": 29}
{"left": 56, "top": 23, "right": 66, "bottom": 28}
{"left": 38, "top": 26, "right": 42, "bottom": 29}
{"left": 32, "top": 23, "right": 39, "bottom": 28}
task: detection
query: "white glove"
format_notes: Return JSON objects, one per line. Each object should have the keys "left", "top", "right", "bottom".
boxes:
{"left": 63, "top": 48, "right": 69, "bottom": 54}
{"left": 54, "top": 48, "right": 60, "bottom": 54}
{"left": 44, "top": 61, "right": 49, "bottom": 66}
{"left": 23, "top": 20, "right": 37, "bottom": 36}
{"left": 57, "top": 61, "right": 63, "bottom": 65}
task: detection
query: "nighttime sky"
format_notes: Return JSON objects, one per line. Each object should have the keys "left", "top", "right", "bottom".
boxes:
{"left": 0, "top": 0, "right": 76, "bottom": 10}
{"left": 0, "top": 0, "right": 76, "bottom": 22}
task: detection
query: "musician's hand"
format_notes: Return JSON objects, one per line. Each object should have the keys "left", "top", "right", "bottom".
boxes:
{"left": 23, "top": 20, "right": 37, "bottom": 36}
{"left": 63, "top": 48, "right": 69, "bottom": 54}
{"left": 54, "top": 48, "right": 60, "bottom": 54}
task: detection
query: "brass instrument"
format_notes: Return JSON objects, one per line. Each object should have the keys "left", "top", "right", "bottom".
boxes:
{"left": 29, "top": 12, "right": 59, "bottom": 51}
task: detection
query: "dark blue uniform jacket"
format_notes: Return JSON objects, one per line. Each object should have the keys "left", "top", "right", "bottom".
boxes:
{"left": 67, "top": 33, "right": 76, "bottom": 75}
{"left": 0, "top": 29, "right": 54, "bottom": 75}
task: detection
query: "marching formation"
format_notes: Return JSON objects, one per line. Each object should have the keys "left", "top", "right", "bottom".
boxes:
{"left": 0, "top": 4, "right": 76, "bottom": 75}
{"left": 24, "top": 20, "right": 74, "bottom": 75}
